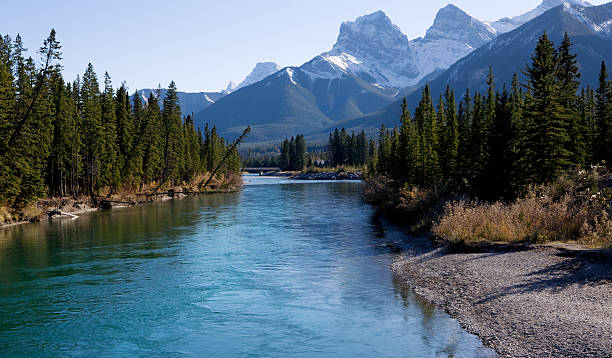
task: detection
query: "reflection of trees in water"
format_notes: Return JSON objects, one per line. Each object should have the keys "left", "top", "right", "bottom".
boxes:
{"left": 0, "top": 194, "right": 241, "bottom": 282}
{"left": 392, "top": 264, "right": 463, "bottom": 357}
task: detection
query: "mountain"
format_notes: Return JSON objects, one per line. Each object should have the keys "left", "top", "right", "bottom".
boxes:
{"left": 134, "top": 89, "right": 225, "bottom": 116}
{"left": 195, "top": 8, "right": 498, "bottom": 142}
{"left": 222, "top": 81, "right": 238, "bottom": 94}
{"left": 302, "top": 7, "right": 496, "bottom": 89}
{"left": 223, "top": 62, "right": 281, "bottom": 94}
{"left": 337, "top": 2, "right": 612, "bottom": 137}
{"left": 406, "top": 4, "right": 497, "bottom": 86}
{"left": 489, "top": 0, "right": 593, "bottom": 33}
{"left": 237, "top": 62, "right": 281, "bottom": 89}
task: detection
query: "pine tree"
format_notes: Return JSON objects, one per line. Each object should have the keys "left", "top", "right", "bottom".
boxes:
{"left": 80, "top": 63, "right": 103, "bottom": 195}
{"left": 115, "top": 83, "right": 134, "bottom": 179}
{"left": 595, "top": 61, "right": 611, "bottom": 164}
{"left": 141, "top": 92, "right": 163, "bottom": 183}
{"left": 557, "top": 33, "right": 584, "bottom": 166}
{"left": 522, "top": 32, "right": 571, "bottom": 183}
{"left": 444, "top": 87, "right": 459, "bottom": 181}
{"left": 0, "top": 36, "right": 18, "bottom": 202}
{"left": 161, "top": 81, "right": 184, "bottom": 184}
{"left": 100, "top": 72, "right": 120, "bottom": 191}
{"left": 280, "top": 138, "right": 290, "bottom": 170}
{"left": 457, "top": 88, "right": 472, "bottom": 181}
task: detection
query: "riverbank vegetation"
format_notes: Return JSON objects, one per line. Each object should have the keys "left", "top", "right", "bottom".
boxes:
{"left": 366, "top": 33, "right": 612, "bottom": 247}
{"left": 0, "top": 31, "right": 242, "bottom": 224}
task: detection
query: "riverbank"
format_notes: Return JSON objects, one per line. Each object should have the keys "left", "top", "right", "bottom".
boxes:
{"left": 389, "top": 233, "right": 611, "bottom": 358}
{"left": 291, "top": 171, "right": 362, "bottom": 180}
{"left": 0, "top": 174, "right": 242, "bottom": 229}
{"left": 253, "top": 170, "right": 363, "bottom": 180}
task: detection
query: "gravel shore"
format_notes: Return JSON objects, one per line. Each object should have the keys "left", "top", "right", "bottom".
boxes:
{"left": 390, "top": 235, "right": 612, "bottom": 358}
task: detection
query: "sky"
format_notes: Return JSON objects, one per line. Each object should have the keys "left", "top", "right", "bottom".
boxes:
{"left": 1, "top": 0, "right": 608, "bottom": 92}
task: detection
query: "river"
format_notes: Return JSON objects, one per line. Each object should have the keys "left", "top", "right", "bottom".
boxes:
{"left": 0, "top": 176, "right": 495, "bottom": 357}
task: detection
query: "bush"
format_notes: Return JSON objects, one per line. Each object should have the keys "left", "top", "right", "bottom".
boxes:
{"left": 433, "top": 166, "right": 612, "bottom": 247}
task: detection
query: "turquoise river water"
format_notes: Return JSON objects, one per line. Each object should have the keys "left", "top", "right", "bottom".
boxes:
{"left": 0, "top": 176, "right": 496, "bottom": 357}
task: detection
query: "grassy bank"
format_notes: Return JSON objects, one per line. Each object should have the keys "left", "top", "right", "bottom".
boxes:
{"left": 365, "top": 166, "right": 612, "bottom": 248}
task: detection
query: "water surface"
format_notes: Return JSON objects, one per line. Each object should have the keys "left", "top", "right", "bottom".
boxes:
{"left": 0, "top": 176, "right": 495, "bottom": 357}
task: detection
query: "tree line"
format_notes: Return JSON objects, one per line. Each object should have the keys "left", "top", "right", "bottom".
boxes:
{"left": 370, "top": 33, "right": 612, "bottom": 200}
{"left": 0, "top": 30, "right": 240, "bottom": 207}
{"left": 327, "top": 129, "right": 372, "bottom": 167}
{"left": 279, "top": 135, "right": 306, "bottom": 171}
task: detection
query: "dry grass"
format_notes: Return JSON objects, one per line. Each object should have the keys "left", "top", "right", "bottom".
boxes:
{"left": 364, "top": 175, "right": 453, "bottom": 230}
{"left": 0, "top": 206, "right": 11, "bottom": 224}
{"left": 433, "top": 166, "right": 612, "bottom": 247}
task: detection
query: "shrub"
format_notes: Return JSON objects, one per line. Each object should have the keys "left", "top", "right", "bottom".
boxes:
{"left": 433, "top": 166, "right": 612, "bottom": 247}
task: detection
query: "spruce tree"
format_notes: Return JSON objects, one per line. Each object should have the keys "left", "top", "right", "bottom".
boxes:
{"left": 100, "top": 72, "right": 120, "bottom": 191}
{"left": 557, "top": 33, "right": 584, "bottom": 166}
{"left": 80, "top": 63, "right": 103, "bottom": 195}
{"left": 595, "top": 61, "right": 611, "bottom": 164}
{"left": 522, "top": 32, "right": 571, "bottom": 183}
{"left": 444, "top": 87, "right": 459, "bottom": 181}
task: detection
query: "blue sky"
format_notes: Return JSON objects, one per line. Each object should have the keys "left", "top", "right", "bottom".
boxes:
{"left": 1, "top": 0, "right": 607, "bottom": 92}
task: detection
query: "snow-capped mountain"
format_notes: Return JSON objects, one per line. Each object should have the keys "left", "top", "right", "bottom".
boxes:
{"left": 301, "top": 7, "right": 496, "bottom": 89}
{"left": 222, "top": 81, "right": 238, "bottom": 94}
{"left": 223, "top": 62, "right": 281, "bottom": 94}
{"left": 238, "top": 62, "right": 281, "bottom": 89}
{"left": 489, "top": 0, "right": 593, "bottom": 33}
{"left": 408, "top": 4, "right": 497, "bottom": 85}
{"left": 301, "top": 11, "right": 417, "bottom": 89}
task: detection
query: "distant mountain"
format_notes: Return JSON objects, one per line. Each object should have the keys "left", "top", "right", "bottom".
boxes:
{"left": 236, "top": 62, "right": 281, "bottom": 89}
{"left": 488, "top": 0, "right": 593, "bottom": 33}
{"left": 336, "top": 2, "right": 612, "bottom": 136}
{"left": 134, "top": 89, "right": 225, "bottom": 117}
{"left": 223, "top": 62, "right": 281, "bottom": 94}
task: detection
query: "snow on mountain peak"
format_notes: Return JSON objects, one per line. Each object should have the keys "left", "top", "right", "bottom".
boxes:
{"left": 425, "top": 4, "right": 497, "bottom": 47}
{"left": 332, "top": 10, "right": 410, "bottom": 56}
{"left": 222, "top": 62, "right": 281, "bottom": 94}
{"left": 300, "top": 10, "right": 418, "bottom": 88}
{"left": 238, "top": 62, "right": 281, "bottom": 89}
{"left": 223, "top": 81, "right": 238, "bottom": 94}
{"left": 489, "top": 0, "right": 593, "bottom": 33}
{"left": 562, "top": 2, "right": 612, "bottom": 37}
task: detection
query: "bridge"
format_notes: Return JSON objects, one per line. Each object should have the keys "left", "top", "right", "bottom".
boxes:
{"left": 242, "top": 167, "right": 281, "bottom": 174}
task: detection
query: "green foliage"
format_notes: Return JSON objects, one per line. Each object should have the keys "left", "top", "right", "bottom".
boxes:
{"left": 0, "top": 31, "right": 243, "bottom": 206}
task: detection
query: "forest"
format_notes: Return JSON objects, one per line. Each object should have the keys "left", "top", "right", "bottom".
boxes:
{"left": 0, "top": 30, "right": 241, "bottom": 209}
{"left": 364, "top": 32, "right": 611, "bottom": 246}
{"left": 369, "top": 33, "right": 611, "bottom": 201}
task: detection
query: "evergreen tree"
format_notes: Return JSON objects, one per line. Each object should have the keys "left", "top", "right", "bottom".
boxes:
{"left": 161, "top": 81, "right": 184, "bottom": 184}
{"left": 522, "top": 32, "right": 571, "bottom": 183}
{"left": 557, "top": 33, "right": 584, "bottom": 166}
{"left": 80, "top": 63, "right": 103, "bottom": 194}
{"left": 444, "top": 87, "right": 459, "bottom": 181}
{"left": 100, "top": 72, "right": 120, "bottom": 190}
{"left": 595, "top": 61, "right": 611, "bottom": 164}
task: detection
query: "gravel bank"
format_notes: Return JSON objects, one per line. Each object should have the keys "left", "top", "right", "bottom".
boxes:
{"left": 391, "top": 236, "right": 612, "bottom": 358}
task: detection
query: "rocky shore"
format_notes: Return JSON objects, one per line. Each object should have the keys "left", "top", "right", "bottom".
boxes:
{"left": 291, "top": 171, "right": 362, "bottom": 180}
{"left": 389, "top": 234, "right": 612, "bottom": 358}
